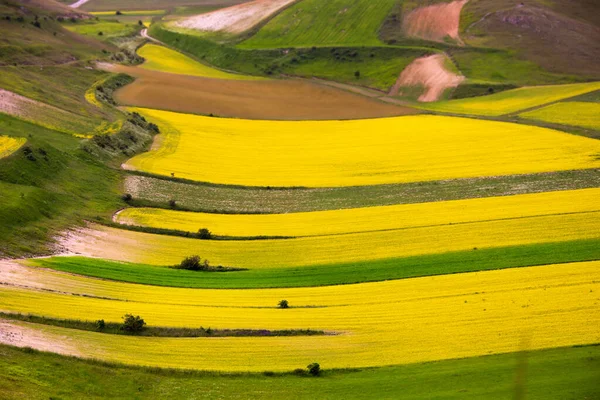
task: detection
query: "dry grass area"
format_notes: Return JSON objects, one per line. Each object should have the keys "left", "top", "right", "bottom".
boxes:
{"left": 174, "top": 0, "right": 296, "bottom": 34}
{"left": 390, "top": 54, "right": 464, "bottom": 101}
{"left": 106, "top": 64, "right": 415, "bottom": 120}
{"left": 404, "top": 0, "right": 468, "bottom": 43}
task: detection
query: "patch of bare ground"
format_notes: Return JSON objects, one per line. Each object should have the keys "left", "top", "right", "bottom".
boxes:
{"left": 102, "top": 64, "right": 417, "bottom": 120}
{"left": 175, "top": 0, "right": 297, "bottom": 34}
{"left": 463, "top": 2, "right": 600, "bottom": 77}
{"left": 0, "top": 319, "right": 81, "bottom": 356}
{"left": 404, "top": 0, "right": 469, "bottom": 44}
{"left": 390, "top": 54, "right": 464, "bottom": 102}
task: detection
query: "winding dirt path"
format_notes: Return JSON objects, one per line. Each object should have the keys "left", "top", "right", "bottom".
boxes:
{"left": 389, "top": 54, "right": 464, "bottom": 102}
{"left": 0, "top": 319, "right": 81, "bottom": 356}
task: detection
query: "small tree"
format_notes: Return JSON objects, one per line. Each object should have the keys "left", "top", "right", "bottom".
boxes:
{"left": 197, "top": 228, "right": 212, "bottom": 239}
{"left": 115, "top": 10, "right": 123, "bottom": 15}
{"left": 278, "top": 300, "right": 289, "bottom": 309}
{"left": 95, "top": 319, "right": 105, "bottom": 331}
{"left": 354, "top": 70, "right": 360, "bottom": 79}
{"left": 98, "top": 31, "right": 103, "bottom": 36}
{"left": 176, "top": 255, "right": 210, "bottom": 271}
{"left": 121, "top": 314, "right": 146, "bottom": 333}
{"left": 307, "top": 362, "right": 320, "bottom": 376}
{"left": 138, "top": 20, "right": 143, "bottom": 26}
{"left": 121, "top": 193, "right": 132, "bottom": 202}
{"left": 168, "top": 199, "right": 177, "bottom": 208}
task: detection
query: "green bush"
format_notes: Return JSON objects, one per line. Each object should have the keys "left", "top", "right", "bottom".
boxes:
{"left": 197, "top": 228, "right": 211, "bottom": 239}
{"left": 175, "top": 255, "right": 210, "bottom": 271}
{"left": 307, "top": 362, "right": 320, "bottom": 376}
{"left": 278, "top": 300, "right": 289, "bottom": 309}
{"left": 121, "top": 314, "right": 146, "bottom": 333}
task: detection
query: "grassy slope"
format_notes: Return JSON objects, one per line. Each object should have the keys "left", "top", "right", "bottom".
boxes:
{"left": 1, "top": 344, "right": 598, "bottom": 399}
{"left": 151, "top": 24, "right": 431, "bottom": 90}
{"left": 240, "top": 0, "right": 396, "bottom": 48}
{"left": 32, "top": 238, "right": 600, "bottom": 288}
{"left": 0, "top": 115, "right": 124, "bottom": 257}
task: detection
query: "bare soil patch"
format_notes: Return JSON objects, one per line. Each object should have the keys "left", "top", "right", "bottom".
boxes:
{"left": 390, "top": 54, "right": 464, "bottom": 102}
{"left": 103, "top": 64, "right": 417, "bottom": 120}
{"left": 175, "top": 0, "right": 296, "bottom": 34}
{"left": 0, "top": 319, "right": 81, "bottom": 356}
{"left": 403, "top": 0, "right": 468, "bottom": 44}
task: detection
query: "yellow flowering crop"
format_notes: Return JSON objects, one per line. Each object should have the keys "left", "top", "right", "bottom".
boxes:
{"left": 2, "top": 261, "right": 598, "bottom": 371}
{"left": 520, "top": 102, "right": 600, "bottom": 131}
{"left": 137, "top": 44, "right": 261, "bottom": 80}
{"left": 124, "top": 108, "right": 600, "bottom": 187}
{"left": 0, "top": 136, "right": 26, "bottom": 158}
{"left": 415, "top": 82, "right": 600, "bottom": 116}
{"left": 90, "top": 10, "right": 165, "bottom": 16}
{"left": 115, "top": 188, "right": 600, "bottom": 237}
{"left": 67, "top": 209, "right": 600, "bottom": 267}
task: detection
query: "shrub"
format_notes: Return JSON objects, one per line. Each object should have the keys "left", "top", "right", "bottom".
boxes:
{"left": 307, "top": 362, "right": 320, "bottom": 376}
{"left": 138, "top": 20, "right": 143, "bottom": 26}
{"left": 175, "top": 255, "right": 210, "bottom": 271}
{"left": 168, "top": 199, "right": 177, "bottom": 208}
{"left": 121, "top": 193, "right": 132, "bottom": 202}
{"left": 121, "top": 314, "right": 146, "bottom": 333}
{"left": 293, "top": 368, "right": 306, "bottom": 376}
{"left": 278, "top": 300, "right": 289, "bottom": 309}
{"left": 354, "top": 70, "right": 360, "bottom": 78}
{"left": 197, "top": 228, "right": 211, "bottom": 239}
{"left": 98, "top": 31, "right": 103, "bottom": 36}
{"left": 95, "top": 319, "right": 105, "bottom": 331}
{"left": 115, "top": 11, "right": 123, "bottom": 15}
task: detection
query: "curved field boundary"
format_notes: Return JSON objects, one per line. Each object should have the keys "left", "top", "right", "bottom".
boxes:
{"left": 1, "top": 261, "right": 598, "bottom": 371}
{"left": 174, "top": 0, "right": 297, "bottom": 34}
{"left": 415, "top": 81, "right": 600, "bottom": 116}
{"left": 114, "top": 188, "right": 600, "bottom": 238}
{"left": 124, "top": 168, "right": 600, "bottom": 214}
{"left": 0, "top": 136, "right": 26, "bottom": 159}
{"left": 137, "top": 44, "right": 262, "bottom": 80}
{"left": 403, "top": 0, "right": 468, "bottom": 44}
{"left": 27, "top": 238, "right": 600, "bottom": 288}
{"left": 123, "top": 108, "right": 600, "bottom": 188}
{"left": 239, "top": 0, "right": 397, "bottom": 48}
{"left": 519, "top": 102, "right": 600, "bottom": 131}
{"left": 60, "top": 209, "right": 600, "bottom": 267}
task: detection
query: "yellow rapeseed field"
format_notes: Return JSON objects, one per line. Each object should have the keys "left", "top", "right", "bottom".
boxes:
{"left": 123, "top": 108, "right": 600, "bottom": 187}
{"left": 0, "top": 136, "right": 26, "bottom": 158}
{"left": 1, "top": 261, "right": 598, "bottom": 371}
{"left": 137, "top": 44, "right": 261, "bottom": 80}
{"left": 415, "top": 82, "right": 600, "bottom": 116}
{"left": 520, "top": 102, "right": 600, "bottom": 131}
{"left": 115, "top": 188, "right": 600, "bottom": 237}
{"left": 66, "top": 210, "right": 600, "bottom": 267}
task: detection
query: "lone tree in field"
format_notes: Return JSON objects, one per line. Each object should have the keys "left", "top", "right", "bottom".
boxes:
{"left": 121, "top": 314, "right": 146, "bottom": 333}
{"left": 197, "top": 228, "right": 212, "bottom": 239}
{"left": 138, "top": 20, "right": 143, "bottom": 26}
{"left": 278, "top": 300, "right": 289, "bottom": 309}
{"left": 307, "top": 362, "right": 321, "bottom": 376}
{"left": 175, "top": 255, "right": 210, "bottom": 271}
{"left": 354, "top": 70, "right": 360, "bottom": 79}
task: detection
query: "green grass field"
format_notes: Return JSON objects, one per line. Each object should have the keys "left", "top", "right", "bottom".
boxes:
{"left": 240, "top": 0, "right": 396, "bottom": 48}
{"left": 63, "top": 20, "right": 141, "bottom": 40}
{"left": 1, "top": 344, "right": 598, "bottom": 399}
{"left": 31, "top": 238, "right": 600, "bottom": 288}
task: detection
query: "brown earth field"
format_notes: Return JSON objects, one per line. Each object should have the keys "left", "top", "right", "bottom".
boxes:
{"left": 106, "top": 64, "right": 418, "bottom": 120}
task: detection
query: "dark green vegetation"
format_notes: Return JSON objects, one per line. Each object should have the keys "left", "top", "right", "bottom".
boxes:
{"left": 171, "top": 254, "right": 247, "bottom": 271}
{"left": 150, "top": 24, "right": 432, "bottom": 90}
{"left": 32, "top": 238, "right": 600, "bottom": 288}
{"left": 124, "top": 168, "right": 600, "bottom": 214}
{"left": 1, "top": 344, "right": 598, "bottom": 399}
{"left": 0, "top": 313, "right": 325, "bottom": 338}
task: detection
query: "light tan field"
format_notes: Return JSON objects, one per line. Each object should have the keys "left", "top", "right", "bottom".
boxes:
{"left": 174, "top": 0, "right": 297, "bottom": 34}
{"left": 390, "top": 54, "right": 464, "bottom": 101}
{"left": 106, "top": 64, "right": 416, "bottom": 120}
{"left": 404, "top": 0, "right": 468, "bottom": 43}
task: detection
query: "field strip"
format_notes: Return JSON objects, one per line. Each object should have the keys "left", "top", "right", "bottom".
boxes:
{"left": 519, "top": 102, "right": 600, "bottom": 131}
{"left": 61, "top": 211, "right": 600, "bottom": 267}
{"left": 403, "top": 0, "right": 468, "bottom": 44}
{"left": 123, "top": 108, "right": 600, "bottom": 187}
{"left": 1, "top": 259, "right": 598, "bottom": 309}
{"left": 0, "top": 136, "right": 26, "bottom": 159}
{"left": 114, "top": 188, "right": 600, "bottom": 237}
{"left": 137, "top": 44, "right": 262, "bottom": 80}
{"left": 29, "top": 238, "right": 600, "bottom": 288}
{"left": 415, "top": 82, "right": 600, "bottom": 116}
{"left": 0, "top": 261, "right": 598, "bottom": 371}
{"left": 124, "top": 168, "right": 600, "bottom": 214}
